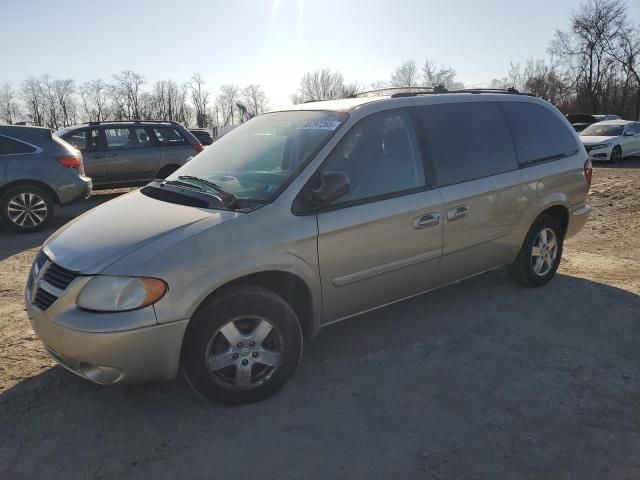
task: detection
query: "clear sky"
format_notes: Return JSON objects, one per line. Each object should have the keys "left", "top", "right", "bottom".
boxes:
{"left": 2, "top": 0, "right": 639, "bottom": 108}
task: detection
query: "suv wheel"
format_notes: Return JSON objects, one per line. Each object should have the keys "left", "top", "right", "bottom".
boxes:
{"left": 182, "top": 286, "right": 303, "bottom": 405}
{"left": 508, "top": 214, "right": 564, "bottom": 287}
{"left": 0, "top": 185, "right": 53, "bottom": 233}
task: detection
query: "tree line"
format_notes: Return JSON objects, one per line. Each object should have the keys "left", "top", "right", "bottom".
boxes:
{"left": 0, "top": 72, "right": 268, "bottom": 130}
{"left": 290, "top": 0, "right": 640, "bottom": 120}
{"left": 1, "top": 0, "right": 639, "bottom": 129}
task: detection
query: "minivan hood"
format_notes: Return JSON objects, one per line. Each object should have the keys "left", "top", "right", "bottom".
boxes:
{"left": 44, "top": 191, "right": 237, "bottom": 273}
{"left": 580, "top": 135, "right": 616, "bottom": 144}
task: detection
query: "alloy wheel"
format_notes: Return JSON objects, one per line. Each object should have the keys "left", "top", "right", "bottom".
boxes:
{"left": 205, "top": 316, "right": 283, "bottom": 390}
{"left": 531, "top": 227, "right": 558, "bottom": 276}
{"left": 7, "top": 192, "right": 48, "bottom": 228}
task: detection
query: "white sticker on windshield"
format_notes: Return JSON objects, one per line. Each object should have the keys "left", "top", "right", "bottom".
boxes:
{"left": 298, "top": 120, "right": 342, "bottom": 130}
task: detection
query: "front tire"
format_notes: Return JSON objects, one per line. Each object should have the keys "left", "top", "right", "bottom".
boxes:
{"left": 508, "top": 214, "right": 564, "bottom": 287}
{"left": 182, "top": 286, "right": 303, "bottom": 405}
{"left": 611, "top": 146, "right": 622, "bottom": 164}
{"left": 0, "top": 185, "right": 53, "bottom": 233}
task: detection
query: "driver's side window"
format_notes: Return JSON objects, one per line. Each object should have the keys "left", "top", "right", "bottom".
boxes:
{"left": 317, "top": 109, "right": 425, "bottom": 204}
{"left": 65, "top": 129, "right": 101, "bottom": 152}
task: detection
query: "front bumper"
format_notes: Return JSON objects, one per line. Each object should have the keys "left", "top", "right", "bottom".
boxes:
{"left": 566, "top": 202, "right": 592, "bottom": 238}
{"left": 585, "top": 145, "right": 613, "bottom": 161}
{"left": 25, "top": 280, "right": 188, "bottom": 385}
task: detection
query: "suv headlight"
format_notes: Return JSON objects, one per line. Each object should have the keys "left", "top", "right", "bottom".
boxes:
{"left": 590, "top": 144, "right": 610, "bottom": 151}
{"left": 77, "top": 276, "right": 167, "bottom": 312}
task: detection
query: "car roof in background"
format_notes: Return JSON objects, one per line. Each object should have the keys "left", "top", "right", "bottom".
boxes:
{"left": 58, "top": 120, "right": 186, "bottom": 133}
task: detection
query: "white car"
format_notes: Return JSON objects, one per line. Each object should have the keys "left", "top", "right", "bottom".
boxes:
{"left": 579, "top": 120, "right": 640, "bottom": 163}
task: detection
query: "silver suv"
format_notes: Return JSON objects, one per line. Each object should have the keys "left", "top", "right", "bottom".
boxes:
{"left": 26, "top": 90, "right": 592, "bottom": 404}
{"left": 57, "top": 120, "right": 203, "bottom": 188}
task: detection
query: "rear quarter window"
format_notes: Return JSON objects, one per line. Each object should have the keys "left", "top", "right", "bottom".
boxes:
{"left": 0, "top": 135, "right": 37, "bottom": 155}
{"left": 501, "top": 102, "right": 579, "bottom": 166}
{"left": 416, "top": 102, "right": 518, "bottom": 186}
{"left": 153, "top": 127, "right": 188, "bottom": 146}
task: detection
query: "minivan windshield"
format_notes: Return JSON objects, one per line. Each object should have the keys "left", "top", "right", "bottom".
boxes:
{"left": 580, "top": 124, "right": 624, "bottom": 137}
{"left": 163, "top": 110, "right": 347, "bottom": 205}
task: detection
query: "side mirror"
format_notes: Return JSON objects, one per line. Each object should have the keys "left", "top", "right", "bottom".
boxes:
{"left": 624, "top": 131, "right": 634, "bottom": 136}
{"left": 310, "top": 171, "right": 351, "bottom": 206}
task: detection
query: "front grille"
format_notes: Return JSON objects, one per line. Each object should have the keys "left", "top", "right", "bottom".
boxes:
{"left": 33, "top": 288, "right": 57, "bottom": 310}
{"left": 43, "top": 263, "right": 78, "bottom": 290}
{"left": 30, "top": 258, "right": 79, "bottom": 311}
{"left": 34, "top": 250, "right": 47, "bottom": 271}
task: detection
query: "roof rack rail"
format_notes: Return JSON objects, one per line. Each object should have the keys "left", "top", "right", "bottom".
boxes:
{"left": 82, "top": 119, "right": 181, "bottom": 126}
{"left": 350, "top": 86, "right": 438, "bottom": 98}
{"left": 389, "top": 86, "right": 536, "bottom": 98}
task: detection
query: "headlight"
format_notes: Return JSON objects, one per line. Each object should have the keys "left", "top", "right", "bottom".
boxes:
{"left": 590, "top": 144, "right": 610, "bottom": 151}
{"left": 77, "top": 276, "right": 167, "bottom": 312}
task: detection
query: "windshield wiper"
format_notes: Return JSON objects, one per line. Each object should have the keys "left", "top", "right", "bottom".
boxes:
{"left": 167, "top": 175, "right": 238, "bottom": 208}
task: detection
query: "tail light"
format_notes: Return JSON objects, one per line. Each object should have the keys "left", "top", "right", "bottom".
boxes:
{"left": 583, "top": 159, "right": 593, "bottom": 187}
{"left": 57, "top": 155, "right": 83, "bottom": 169}
{"left": 192, "top": 143, "right": 204, "bottom": 154}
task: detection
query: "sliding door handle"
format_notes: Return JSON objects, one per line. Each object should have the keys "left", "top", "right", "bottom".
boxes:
{"left": 447, "top": 205, "right": 470, "bottom": 221}
{"left": 413, "top": 213, "right": 441, "bottom": 229}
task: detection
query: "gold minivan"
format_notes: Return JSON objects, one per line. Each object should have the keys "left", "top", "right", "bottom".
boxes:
{"left": 25, "top": 90, "right": 592, "bottom": 404}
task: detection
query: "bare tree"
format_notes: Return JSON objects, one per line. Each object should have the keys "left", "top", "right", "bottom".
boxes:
{"left": 550, "top": 0, "right": 626, "bottom": 112}
{"left": 0, "top": 83, "right": 22, "bottom": 124}
{"left": 53, "top": 79, "right": 76, "bottom": 127}
{"left": 112, "top": 71, "right": 145, "bottom": 119}
{"left": 291, "top": 69, "right": 352, "bottom": 103}
{"left": 21, "top": 76, "right": 46, "bottom": 126}
{"left": 390, "top": 60, "right": 419, "bottom": 88}
{"left": 242, "top": 84, "right": 268, "bottom": 116}
{"left": 191, "top": 74, "right": 210, "bottom": 127}
{"left": 422, "top": 60, "right": 463, "bottom": 89}
{"left": 216, "top": 84, "right": 240, "bottom": 125}
{"left": 604, "top": 16, "right": 640, "bottom": 119}
{"left": 79, "top": 79, "right": 110, "bottom": 122}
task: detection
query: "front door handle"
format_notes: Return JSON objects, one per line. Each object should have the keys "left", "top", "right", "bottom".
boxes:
{"left": 413, "top": 213, "right": 441, "bottom": 229}
{"left": 107, "top": 153, "right": 117, "bottom": 158}
{"left": 447, "top": 205, "right": 470, "bottom": 221}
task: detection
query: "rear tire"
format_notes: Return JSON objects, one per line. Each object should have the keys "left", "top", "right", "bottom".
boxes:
{"left": 0, "top": 185, "right": 53, "bottom": 233}
{"left": 508, "top": 214, "right": 564, "bottom": 287}
{"left": 182, "top": 286, "right": 303, "bottom": 405}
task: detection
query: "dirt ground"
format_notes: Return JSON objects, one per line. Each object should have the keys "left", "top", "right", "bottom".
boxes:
{"left": 1, "top": 164, "right": 639, "bottom": 480}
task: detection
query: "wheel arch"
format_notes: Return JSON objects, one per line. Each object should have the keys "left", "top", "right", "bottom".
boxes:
{"left": 0, "top": 179, "right": 61, "bottom": 204}
{"left": 538, "top": 204, "right": 570, "bottom": 237}
{"left": 187, "top": 270, "right": 317, "bottom": 341}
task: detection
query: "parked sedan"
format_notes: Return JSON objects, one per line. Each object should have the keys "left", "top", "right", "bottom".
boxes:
{"left": 579, "top": 120, "right": 640, "bottom": 163}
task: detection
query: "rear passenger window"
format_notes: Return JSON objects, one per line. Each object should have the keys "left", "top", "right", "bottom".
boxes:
{"left": 0, "top": 135, "right": 37, "bottom": 155}
{"left": 501, "top": 102, "right": 579, "bottom": 165}
{"left": 104, "top": 127, "right": 151, "bottom": 150}
{"left": 153, "top": 127, "right": 187, "bottom": 146}
{"left": 104, "top": 127, "right": 131, "bottom": 150}
{"left": 416, "top": 102, "right": 518, "bottom": 186}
